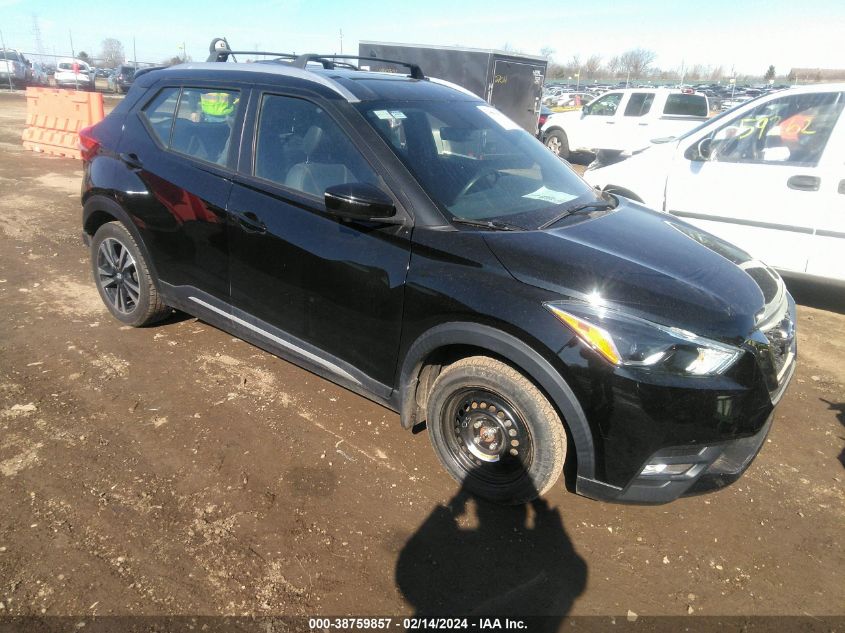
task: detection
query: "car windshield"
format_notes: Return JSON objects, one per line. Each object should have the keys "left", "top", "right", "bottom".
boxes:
{"left": 357, "top": 100, "right": 600, "bottom": 229}
{"left": 0, "top": 51, "right": 22, "bottom": 62}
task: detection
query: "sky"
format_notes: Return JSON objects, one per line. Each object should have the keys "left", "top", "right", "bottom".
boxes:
{"left": 1, "top": 0, "right": 844, "bottom": 76}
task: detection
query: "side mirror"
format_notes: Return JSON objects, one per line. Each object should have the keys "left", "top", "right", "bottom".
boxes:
{"left": 581, "top": 104, "right": 591, "bottom": 116}
{"left": 325, "top": 183, "right": 397, "bottom": 222}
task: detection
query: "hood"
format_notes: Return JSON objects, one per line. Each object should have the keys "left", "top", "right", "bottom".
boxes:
{"left": 484, "top": 201, "right": 767, "bottom": 342}
{"left": 542, "top": 109, "right": 583, "bottom": 131}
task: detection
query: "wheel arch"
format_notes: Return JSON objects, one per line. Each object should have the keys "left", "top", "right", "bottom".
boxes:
{"left": 397, "top": 322, "right": 596, "bottom": 481}
{"left": 83, "top": 194, "right": 162, "bottom": 288}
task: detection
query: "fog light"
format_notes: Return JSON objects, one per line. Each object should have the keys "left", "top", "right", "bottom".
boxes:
{"left": 641, "top": 463, "right": 693, "bottom": 476}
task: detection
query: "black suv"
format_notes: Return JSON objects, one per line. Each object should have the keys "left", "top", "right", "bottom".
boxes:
{"left": 79, "top": 45, "right": 796, "bottom": 505}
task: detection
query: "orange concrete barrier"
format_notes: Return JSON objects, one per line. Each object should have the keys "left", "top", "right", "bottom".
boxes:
{"left": 21, "top": 87, "right": 105, "bottom": 159}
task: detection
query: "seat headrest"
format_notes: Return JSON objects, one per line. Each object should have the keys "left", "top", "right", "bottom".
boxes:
{"left": 303, "top": 125, "right": 324, "bottom": 155}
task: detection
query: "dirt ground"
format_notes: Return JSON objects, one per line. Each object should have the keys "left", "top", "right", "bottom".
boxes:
{"left": 0, "top": 92, "right": 842, "bottom": 625}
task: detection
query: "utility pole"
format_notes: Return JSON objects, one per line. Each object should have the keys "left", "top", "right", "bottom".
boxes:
{"left": 31, "top": 15, "right": 46, "bottom": 60}
{"left": 0, "top": 30, "right": 13, "bottom": 91}
{"left": 69, "top": 29, "right": 78, "bottom": 90}
{"left": 133, "top": 36, "right": 137, "bottom": 70}
{"left": 339, "top": 29, "right": 343, "bottom": 55}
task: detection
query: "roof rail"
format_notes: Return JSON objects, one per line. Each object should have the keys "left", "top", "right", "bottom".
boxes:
{"left": 205, "top": 37, "right": 426, "bottom": 80}
{"left": 291, "top": 54, "right": 425, "bottom": 80}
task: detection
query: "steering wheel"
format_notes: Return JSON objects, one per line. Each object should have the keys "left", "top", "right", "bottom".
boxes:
{"left": 455, "top": 168, "right": 500, "bottom": 200}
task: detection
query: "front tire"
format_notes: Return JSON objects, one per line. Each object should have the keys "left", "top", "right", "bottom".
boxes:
{"left": 544, "top": 129, "right": 570, "bottom": 160}
{"left": 426, "top": 356, "right": 567, "bottom": 505}
{"left": 90, "top": 222, "right": 170, "bottom": 327}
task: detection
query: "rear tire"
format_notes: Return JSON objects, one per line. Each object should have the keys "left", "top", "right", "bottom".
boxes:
{"left": 90, "top": 222, "right": 170, "bottom": 327}
{"left": 544, "top": 129, "right": 570, "bottom": 160}
{"left": 426, "top": 356, "right": 566, "bottom": 505}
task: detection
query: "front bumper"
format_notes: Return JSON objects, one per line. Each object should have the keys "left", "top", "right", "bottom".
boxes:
{"left": 570, "top": 293, "right": 796, "bottom": 505}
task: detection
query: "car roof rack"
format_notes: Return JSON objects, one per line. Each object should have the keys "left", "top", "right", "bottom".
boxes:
{"left": 205, "top": 37, "right": 426, "bottom": 80}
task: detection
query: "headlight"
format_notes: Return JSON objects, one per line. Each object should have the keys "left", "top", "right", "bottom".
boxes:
{"left": 545, "top": 300, "right": 741, "bottom": 376}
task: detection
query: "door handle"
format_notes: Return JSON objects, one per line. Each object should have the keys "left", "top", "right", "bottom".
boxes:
{"left": 638, "top": 122, "right": 649, "bottom": 126}
{"left": 235, "top": 211, "right": 266, "bottom": 234}
{"left": 787, "top": 175, "right": 820, "bottom": 191}
{"left": 605, "top": 121, "right": 615, "bottom": 124}
{"left": 119, "top": 152, "right": 142, "bottom": 170}
{"left": 838, "top": 179, "right": 845, "bottom": 195}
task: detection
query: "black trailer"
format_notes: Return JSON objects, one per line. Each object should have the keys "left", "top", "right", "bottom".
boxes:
{"left": 358, "top": 41, "right": 547, "bottom": 134}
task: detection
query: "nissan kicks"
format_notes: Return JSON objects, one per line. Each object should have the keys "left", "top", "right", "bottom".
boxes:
{"left": 79, "top": 46, "right": 796, "bottom": 505}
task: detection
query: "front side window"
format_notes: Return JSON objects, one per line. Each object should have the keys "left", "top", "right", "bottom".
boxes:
{"left": 588, "top": 93, "right": 623, "bottom": 116}
{"left": 708, "top": 91, "right": 844, "bottom": 165}
{"left": 254, "top": 94, "right": 380, "bottom": 198}
{"left": 358, "top": 100, "right": 600, "bottom": 228}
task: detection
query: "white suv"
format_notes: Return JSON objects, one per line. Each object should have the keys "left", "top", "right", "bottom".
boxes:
{"left": 583, "top": 83, "right": 845, "bottom": 283}
{"left": 54, "top": 58, "right": 95, "bottom": 91}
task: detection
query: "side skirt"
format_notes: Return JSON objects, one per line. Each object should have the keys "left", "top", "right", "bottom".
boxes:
{"left": 159, "top": 282, "right": 398, "bottom": 412}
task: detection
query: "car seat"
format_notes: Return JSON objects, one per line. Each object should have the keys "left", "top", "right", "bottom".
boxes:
{"left": 284, "top": 126, "right": 357, "bottom": 197}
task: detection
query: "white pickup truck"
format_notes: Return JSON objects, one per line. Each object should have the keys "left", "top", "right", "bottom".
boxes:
{"left": 540, "top": 88, "right": 710, "bottom": 159}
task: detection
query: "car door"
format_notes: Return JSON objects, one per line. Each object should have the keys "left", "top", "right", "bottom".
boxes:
{"left": 573, "top": 91, "right": 624, "bottom": 150}
{"left": 117, "top": 83, "right": 244, "bottom": 302}
{"left": 225, "top": 90, "right": 413, "bottom": 394}
{"left": 619, "top": 91, "right": 656, "bottom": 151}
{"left": 805, "top": 107, "right": 845, "bottom": 280}
{"left": 664, "top": 90, "right": 845, "bottom": 275}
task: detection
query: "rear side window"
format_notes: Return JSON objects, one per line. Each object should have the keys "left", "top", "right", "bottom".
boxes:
{"left": 624, "top": 93, "right": 655, "bottom": 117}
{"left": 142, "top": 87, "right": 241, "bottom": 166}
{"left": 253, "top": 94, "right": 379, "bottom": 198}
{"left": 141, "top": 87, "right": 180, "bottom": 146}
{"left": 664, "top": 94, "right": 708, "bottom": 117}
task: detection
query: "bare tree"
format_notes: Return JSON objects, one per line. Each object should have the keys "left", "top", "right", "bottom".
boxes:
{"left": 77, "top": 51, "right": 90, "bottom": 63}
{"left": 709, "top": 65, "right": 724, "bottom": 81}
{"left": 100, "top": 38, "right": 125, "bottom": 68}
{"left": 539, "top": 46, "right": 555, "bottom": 61}
{"left": 583, "top": 54, "right": 602, "bottom": 79}
{"left": 607, "top": 55, "right": 621, "bottom": 78}
{"left": 619, "top": 48, "right": 656, "bottom": 79}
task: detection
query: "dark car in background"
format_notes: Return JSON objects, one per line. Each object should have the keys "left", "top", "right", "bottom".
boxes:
{"left": 109, "top": 64, "right": 136, "bottom": 93}
{"left": 77, "top": 48, "right": 795, "bottom": 506}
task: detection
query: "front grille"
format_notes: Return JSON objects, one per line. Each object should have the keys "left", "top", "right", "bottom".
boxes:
{"left": 744, "top": 265, "right": 780, "bottom": 304}
{"left": 744, "top": 263, "right": 795, "bottom": 402}
{"left": 764, "top": 317, "right": 795, "bottom": 378}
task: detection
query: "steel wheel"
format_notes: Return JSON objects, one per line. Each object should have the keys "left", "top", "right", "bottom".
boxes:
{"left": 546, "top": 135, "right": 563, "bottom": 156}
{"left": 443, "top": 388, "right": 534, "bottom": 486}
{"left": 96, "top": 237, "right": 141, "bottom": 315}
{"left": 426, "top": 356, "right": 566, "bottom": 504}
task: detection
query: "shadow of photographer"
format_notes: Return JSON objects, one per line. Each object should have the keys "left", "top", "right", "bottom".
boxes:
{"left": 396, "top": 471, "right": 587, "bottom": 628}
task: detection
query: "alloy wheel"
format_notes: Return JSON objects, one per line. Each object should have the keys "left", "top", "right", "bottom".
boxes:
{"left": 96, "top": 237, "right": 141, "bottom": 314}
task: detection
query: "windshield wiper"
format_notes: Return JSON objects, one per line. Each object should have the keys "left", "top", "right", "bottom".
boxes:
{"left": 451, "top": 218, "right": 522, "bottom": 231}
{"left": 538, "top": 199, "right": 617, "bottom": 230}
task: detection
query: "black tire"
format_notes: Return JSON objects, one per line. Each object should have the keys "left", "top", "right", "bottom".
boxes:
{"left": 426, "top": 356, "right": 566, "bottom": 505}
{"left": 90, "top": 222, "right": 170, "bottom": 327}
{"left": 544, "top": 129, "right": 570, "bottom": 160}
